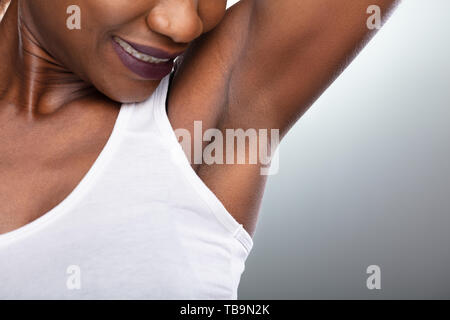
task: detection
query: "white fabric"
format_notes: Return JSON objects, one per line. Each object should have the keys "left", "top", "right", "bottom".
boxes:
{"left": 0, "top": 73, "right": 253, "bottom": 299}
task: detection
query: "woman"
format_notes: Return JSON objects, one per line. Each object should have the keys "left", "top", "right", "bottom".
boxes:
{"left": 0, "top": 0, "right": 398, "bottom": 299}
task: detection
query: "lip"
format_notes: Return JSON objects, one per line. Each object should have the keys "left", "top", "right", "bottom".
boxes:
{"left": 111, "top": 37, "right": 183, "bottom": 80}
{"left": 120, "top": 37, "right": 184, "bottom": 60}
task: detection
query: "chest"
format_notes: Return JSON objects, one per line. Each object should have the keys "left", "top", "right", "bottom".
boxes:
{"left": 0, "top": 135, "right": 248, "bottom": 299}
{"left": 0, "top": 199, "right": 242, "bottom": 299}
{"left": 0, "top": 106, "right": 119, "bottom": 234}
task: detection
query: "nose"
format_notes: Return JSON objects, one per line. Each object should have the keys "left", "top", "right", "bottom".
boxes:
{"left": 147, "top": 0, "right": 204, "bottom": 44}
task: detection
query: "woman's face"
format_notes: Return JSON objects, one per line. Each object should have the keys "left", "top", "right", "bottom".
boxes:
{"left": 20, "top": 0, "right": 228, "bottom": 103}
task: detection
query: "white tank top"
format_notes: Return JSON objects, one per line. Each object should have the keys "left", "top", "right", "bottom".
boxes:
{"left": 0, "top": 72, "right": 253, "bottom": 299}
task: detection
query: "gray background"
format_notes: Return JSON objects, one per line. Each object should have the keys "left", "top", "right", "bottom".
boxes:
{"left": 226, "top": 0, "right": 450, "bottom": 299}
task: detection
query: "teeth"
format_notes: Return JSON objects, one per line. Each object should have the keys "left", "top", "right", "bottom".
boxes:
{"left": 113, "top": 36, "right": 170, "bottom": 64}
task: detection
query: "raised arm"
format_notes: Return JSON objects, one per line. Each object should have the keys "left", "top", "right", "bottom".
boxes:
{"left": 221, "top": 0, "right": 400, "bottom": 135}
{"left": 167, "top": 0, "right": 400, "bottom": 235}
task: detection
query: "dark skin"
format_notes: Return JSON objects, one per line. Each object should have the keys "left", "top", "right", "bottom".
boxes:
{"left": 0, "top": 0, "right": 398, "bottom": 235}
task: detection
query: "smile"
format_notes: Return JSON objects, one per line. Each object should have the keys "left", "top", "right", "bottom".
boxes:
{"left": 113, "top": 36, "right": 170, "bottom": 64}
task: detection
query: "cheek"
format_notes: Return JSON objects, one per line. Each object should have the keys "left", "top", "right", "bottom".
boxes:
{"left": 23, "top": 0, "right": 137, "bottom": 78}
{"left": 198, "top": 0, "right": 227, "bottom": 32}
{"left": 79, "top": 0, "right": 141, "bottom": 29}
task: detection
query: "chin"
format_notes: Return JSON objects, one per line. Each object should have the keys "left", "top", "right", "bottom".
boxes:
{"left": 98, "top": 81, "right": 160, "bottom": 104}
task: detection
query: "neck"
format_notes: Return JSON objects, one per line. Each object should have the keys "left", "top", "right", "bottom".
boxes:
{"left": 0, "top": 0, "right": 95, "bottom": 119}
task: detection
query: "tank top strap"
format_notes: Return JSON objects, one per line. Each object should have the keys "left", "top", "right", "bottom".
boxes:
{"left": 123, "top": 72, "right": 173, "bottom": 134}
{"left": 122, "top": 70, "right": 254, "bottom": 253}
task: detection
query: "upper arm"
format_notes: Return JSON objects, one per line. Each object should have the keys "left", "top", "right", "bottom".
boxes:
{"left": 166, "top": 0, "right": 399, "bottom": 236}
{"left": 223, "top": 0, "right": 400, "bottom": 136}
